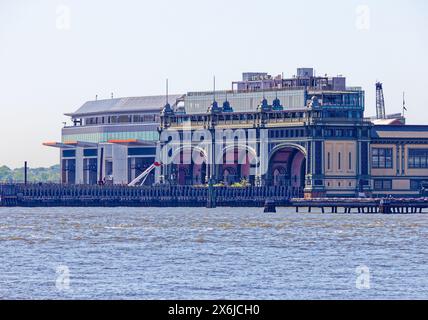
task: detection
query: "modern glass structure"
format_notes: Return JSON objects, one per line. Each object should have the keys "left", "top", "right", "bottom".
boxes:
{"left": 45, "top": 95, "right": 184, "bottom": 185}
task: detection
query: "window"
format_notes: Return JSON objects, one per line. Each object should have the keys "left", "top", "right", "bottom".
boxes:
{"left": 83, "top": 149, "right": 97, "bottom": 157}
{"left": 62, "top": 150, "right": 76, "bottom": 158}
{"left": 361, "top": 129, "right": 369, "bottom": 138}
{"left": 408, "top": 149, "right": 428, "bottom": 169}
{"left": 346, "top": 129, "right": 355, "bottom": 137}
{"left": 128, "top": 147, "right": 157, "bottom": 156}
{"left": 327, "top": 152, "right": 331, "bottom": 170}
{"left": 324, "top": 129, "right": 333, "bottom": 137}
{"left": 374, "top": 179, "right": 392, "bottom": 190}
{"left": 338, "top": 152, "right": 341, "bottom": 170}
{"left": 118, "top": 115, "right": 130, "bottom": 123}
{"left": 348, "top": 152, "right": 352, "bottom": 170}
{"left": 410, "top": 180, "right": 421, "bottom": 190}
{"left": 372, "top": 148, "right": 393, "bottom": 169}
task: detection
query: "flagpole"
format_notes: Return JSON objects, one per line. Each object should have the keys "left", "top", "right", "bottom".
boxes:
{"left": 402, "top": 91, "right": 406, "bottom": 117}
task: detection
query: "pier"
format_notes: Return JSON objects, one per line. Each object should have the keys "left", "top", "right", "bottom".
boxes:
{"left": 1, "top": 183, "right": 427, "bottom": 213}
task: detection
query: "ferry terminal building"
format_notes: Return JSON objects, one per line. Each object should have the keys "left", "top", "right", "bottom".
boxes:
{"left": 44, "top": 68, "right": 428, "bottom": 198}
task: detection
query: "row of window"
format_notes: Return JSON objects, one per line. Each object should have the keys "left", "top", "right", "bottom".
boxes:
{"left": 171, "top": 111, "right": 363, "bottom": 124}
{"left": 62, "top": 131, "right": 159, "bottom": 144}
{"left": 63, "top": 147, "right": 156, "bottom": 158}
{"left": 373, "top": 179, "right": 392, "bottom": 190}
{"left": 408, "top": 149, "right": 428, "bottom": 168}
{"left": 172, "top": 111, "right": 307, "bottom": 124}
{"left": 322, "top": 111, "right": 362, "bottom": 119}
{"left": 324, "top": 129, "right": 356, "bottom": 138}
{"left": 321, "top": 93, "right": 363, "bottom": 106}
{"left": 374, "top": 179, "right": 428, "bottom": 191}
{"left": 372, "top": 148, "right": 428, "bottom": 169}
{"left": 268, "top": 129, "right": 306, "bottom": 139}
{"left": 83, "top": 114, "right": 160, "bottom": 126}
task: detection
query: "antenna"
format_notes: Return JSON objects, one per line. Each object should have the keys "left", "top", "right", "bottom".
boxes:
{"left": 213, "top": 75, "right": 216, "bottom": 102}
{"left": 375, "top": 82, "right": 386, "bottom": 119}
{"left": 166, "top": 78, "right": 169, "bottom": 105}
{"left": 262, "top": 78, "right": 265, "bottom": 99}
{"left": 402, "top": 91, "right": 407, "bottom": 116}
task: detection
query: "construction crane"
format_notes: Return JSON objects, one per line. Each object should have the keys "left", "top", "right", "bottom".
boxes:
{"left": 376, "top": 82, "right": 386, "bottom": 119}
{"left": 128, "top": 161, "right": 162, "bottom": 187}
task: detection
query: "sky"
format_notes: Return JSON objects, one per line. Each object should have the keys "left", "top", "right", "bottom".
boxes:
{"left": 0, "top": 0, "right": 427, "bottom": 168}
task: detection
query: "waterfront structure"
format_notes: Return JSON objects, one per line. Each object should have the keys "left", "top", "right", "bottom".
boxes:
{"left": 44, "top": 95, "right": 184, "bottom": 185}
{"left": 45, "top": 68, "right": 428, "bottom": 198}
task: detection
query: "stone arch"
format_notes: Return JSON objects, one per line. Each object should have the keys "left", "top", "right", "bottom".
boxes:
{"left": 267, "top": 143, "right": 307, "bottom": 192}
{"left": 168, "top": 145, "right": 209, "bottom": 185}
{"left": 217, "top": 143, "right": 258, "bottom": 185}
{"left": 170, "top": 145, "right": 209, "bottom": 165}
{"left": 268, "top": 143, "right": 307, "bottom": 162}
{"left": 216, "top": 143, "right": 258, "bottom": 165}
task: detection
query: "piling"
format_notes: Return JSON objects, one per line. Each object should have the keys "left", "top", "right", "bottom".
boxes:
{"left": 264, "top": 200, "right": 276, "bottom": 213}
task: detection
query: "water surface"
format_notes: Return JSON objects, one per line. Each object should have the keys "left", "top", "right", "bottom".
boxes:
{"left": 0, "top": 207, "right": 427, "bottom": 299}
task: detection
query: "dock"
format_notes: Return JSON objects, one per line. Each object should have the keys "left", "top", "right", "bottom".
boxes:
{"left": 1, "top": 183, "right": 427, "bottom": 213}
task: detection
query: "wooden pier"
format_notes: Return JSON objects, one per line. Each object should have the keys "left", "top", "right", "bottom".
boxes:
{"left": 292, "top": 198, "right": 428, "bottom": 214}
{"left": 0, "top": 183, "right": 427, "bottom": 213}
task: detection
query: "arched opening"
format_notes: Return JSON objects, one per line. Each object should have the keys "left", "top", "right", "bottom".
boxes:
{"left": 168, "top": 147, "right": 208, "bottom": 185}
{"left": 267, "top": 145, "right": 306, "bottom": 195}
{"left": 218, "top": 145, "right": 257, "bottom": 186}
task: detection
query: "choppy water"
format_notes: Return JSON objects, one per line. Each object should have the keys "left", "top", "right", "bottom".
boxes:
{"left": 0, "top": 207, "right": 427, "bottom": 299}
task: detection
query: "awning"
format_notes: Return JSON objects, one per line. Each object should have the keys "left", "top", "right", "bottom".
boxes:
{"left": 43, "top": 141, "right": 99, "bottom": 148}
{"left": 43, "top": 141, "right": 76, "bottom": 148}
{"left": 107, "top": 139, "right": 156, "bottom": 146}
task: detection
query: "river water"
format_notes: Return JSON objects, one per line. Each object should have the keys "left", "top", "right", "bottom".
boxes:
{"left": 0, "top": 207, "right": 427, "bottom": 299}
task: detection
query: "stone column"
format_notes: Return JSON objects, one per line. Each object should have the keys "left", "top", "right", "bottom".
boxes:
{"left": 75, "top": 147, "right": 84, "bottom": 184}
{"left": 112, "top": 144, "right": 128, "bottom": 185}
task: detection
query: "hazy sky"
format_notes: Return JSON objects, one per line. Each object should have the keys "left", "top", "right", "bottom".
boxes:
{"left": 0, "top": 0, "right": 427, "bottom": 168}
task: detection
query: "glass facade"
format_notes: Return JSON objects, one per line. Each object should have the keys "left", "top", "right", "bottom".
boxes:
{"left": 62, "top": 131, "right": 159, "bottom": 143}
{"left": 184, "top": 90, "right": 305, "bottom": 114}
